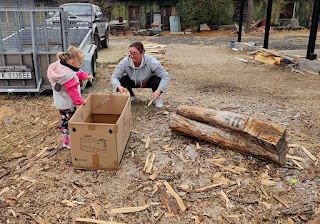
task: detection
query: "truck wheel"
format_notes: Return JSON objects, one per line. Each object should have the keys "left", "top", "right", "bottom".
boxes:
{"left": 86, "top": 52, "right": 97, "bottom": 88}
{"left": 91, "top": 52, "right": 97, "bottom": 77}
{"left": 93, "top": 31, "right": 101, "bottom": 51}
{"left": 101, "top": 30, "right": 109, "bottom": 48}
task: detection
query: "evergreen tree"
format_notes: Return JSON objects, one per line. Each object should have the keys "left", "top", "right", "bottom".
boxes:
{"left": 177, "top": 0, "right": 234, "bottom": 30}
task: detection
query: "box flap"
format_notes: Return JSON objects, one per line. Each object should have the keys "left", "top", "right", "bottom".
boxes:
{"left": 91, "top": 94, "right": 129, "bottom": 114}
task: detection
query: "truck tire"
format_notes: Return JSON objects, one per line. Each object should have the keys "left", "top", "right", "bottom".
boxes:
{"left": 91, "top": 51, "right": 97, "bottom": 77}
{"left": 93, "top": 30, "right": 101, "bottom": 51}
{"left": 86, "top": 52, "right": 97, "bottom": 88}
{"left": 101, "top": 30, "right": 109, "bottom": 48}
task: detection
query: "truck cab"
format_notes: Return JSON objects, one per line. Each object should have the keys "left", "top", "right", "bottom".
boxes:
{"left": 47, "top": 3, "right": 109, "bottom": 49}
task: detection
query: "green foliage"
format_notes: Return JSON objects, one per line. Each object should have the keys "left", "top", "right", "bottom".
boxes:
{"left": 253, "top": 0, "right": 313, "bottom": 27}
{"left": 296, "top": 0, "right": 313, "bottom": 28}
{"left": 177, "top": 0, "right": 234, "bottom": 29}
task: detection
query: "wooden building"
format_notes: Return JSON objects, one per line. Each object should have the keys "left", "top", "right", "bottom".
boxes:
{"left": 108, "top": 0, "right": 178, "bottom": 31}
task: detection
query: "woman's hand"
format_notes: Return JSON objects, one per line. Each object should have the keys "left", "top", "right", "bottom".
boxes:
{"left": 152, "top": 89, "right": 161, "bottom": 101}
{"left": 118, "top": 85, "right": 128, "bottom": 95}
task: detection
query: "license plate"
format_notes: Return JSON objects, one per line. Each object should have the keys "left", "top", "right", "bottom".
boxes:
{"left": 0, "top": 72, "right": 32, "bottom": 79}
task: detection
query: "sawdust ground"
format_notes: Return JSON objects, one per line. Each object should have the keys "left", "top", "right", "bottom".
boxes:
{"left": 1, "top": 30, "right": 320, "bottom": 223}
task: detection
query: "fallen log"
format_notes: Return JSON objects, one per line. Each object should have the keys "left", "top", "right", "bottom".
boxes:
{"left": 169, "top": 106, "right": 288, "bottom": 165}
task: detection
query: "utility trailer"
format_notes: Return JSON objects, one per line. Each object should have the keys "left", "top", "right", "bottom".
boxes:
{"left": 0, "top": 7, "right": 98, "bottom": 93}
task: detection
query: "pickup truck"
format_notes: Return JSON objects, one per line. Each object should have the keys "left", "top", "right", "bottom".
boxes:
{"left": 47, "top": 3, "right": 109, "bottom": 49}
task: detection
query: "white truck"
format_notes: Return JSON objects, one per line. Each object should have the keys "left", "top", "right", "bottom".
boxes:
{"left": 0, "top": 5, "right": 104, "bottom": 93}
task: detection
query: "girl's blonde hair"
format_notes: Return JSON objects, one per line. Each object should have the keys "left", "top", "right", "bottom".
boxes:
{"left": 57, "top": 46, "right": 85, "bottom": 63}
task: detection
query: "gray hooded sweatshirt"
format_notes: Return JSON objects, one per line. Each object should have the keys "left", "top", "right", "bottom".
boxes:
{"left": 110, "top": 54, "right": 169, "bottom": 92}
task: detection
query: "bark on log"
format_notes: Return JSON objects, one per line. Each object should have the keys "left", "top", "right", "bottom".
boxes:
{"left": 169, "top": 106, "right": 288, "bottom": 165}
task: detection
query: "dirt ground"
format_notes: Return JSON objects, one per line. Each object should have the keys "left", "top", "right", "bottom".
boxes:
{"left": 1, "top": 30, "right": 320, "bottom": 224}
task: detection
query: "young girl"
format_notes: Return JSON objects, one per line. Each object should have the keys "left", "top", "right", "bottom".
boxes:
{"left": 47, "top": 46, "right": 94, "bottom": 149}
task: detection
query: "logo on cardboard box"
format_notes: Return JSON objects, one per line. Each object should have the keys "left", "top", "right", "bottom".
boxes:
{"left": 80, "top": 134, "right": 108, "bottom": 153}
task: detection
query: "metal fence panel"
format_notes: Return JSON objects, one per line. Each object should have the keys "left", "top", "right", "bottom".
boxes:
{"left": 0, "top": 7, "right": 91, "bottom": 92}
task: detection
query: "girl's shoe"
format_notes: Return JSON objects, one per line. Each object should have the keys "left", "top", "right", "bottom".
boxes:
{"left": 63, "top": 143, "right": 71, "bottom": 149}
{"left": 63, "top": 135, "right": 71, "bottom": 149}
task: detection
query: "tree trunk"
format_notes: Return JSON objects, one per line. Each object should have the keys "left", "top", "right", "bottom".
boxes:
{"left": 169, "top": 105, "right": 288, "bottom": 165}
{"left": 245, "top": 0, "right": 254, "bottom": 33}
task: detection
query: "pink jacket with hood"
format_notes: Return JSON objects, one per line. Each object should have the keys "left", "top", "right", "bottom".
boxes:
{"left": 47, "top": 60, "right": 88, "bottom": 110}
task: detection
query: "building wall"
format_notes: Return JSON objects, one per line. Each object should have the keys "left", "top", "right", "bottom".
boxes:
{"left": 110, "top": 0, "right": 177, "bottom": 30}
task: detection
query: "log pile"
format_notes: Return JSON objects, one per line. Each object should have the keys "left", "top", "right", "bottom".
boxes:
{"left": 169, "top": 105, "right": 288, "bottom": 165}
{"left": 251, "top": 48, "right": 295, "bottom": 65}
{"left": 142, "top": 41, "right": 167, "bottom": 62}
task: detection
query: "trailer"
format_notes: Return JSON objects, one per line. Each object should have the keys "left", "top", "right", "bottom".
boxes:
{"left": 0, "top": 7, "right": 98, "bottom": 93}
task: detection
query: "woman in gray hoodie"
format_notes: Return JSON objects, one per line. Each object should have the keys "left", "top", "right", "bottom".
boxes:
{"left": 110, "top": 42, "right": 169, "bottom": 108}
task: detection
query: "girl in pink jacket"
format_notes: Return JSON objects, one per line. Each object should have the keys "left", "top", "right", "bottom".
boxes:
{"left": 47, "top": 46, "right": 94, "bottom": 149}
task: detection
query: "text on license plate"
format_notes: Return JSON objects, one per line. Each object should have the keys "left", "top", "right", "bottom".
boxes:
{"left": 0, "top": 72, "right": 32, "bottom": 79}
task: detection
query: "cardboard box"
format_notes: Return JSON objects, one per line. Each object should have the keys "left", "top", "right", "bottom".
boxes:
{"left": 69, "top": 93, "right": 131, "bottom": 170}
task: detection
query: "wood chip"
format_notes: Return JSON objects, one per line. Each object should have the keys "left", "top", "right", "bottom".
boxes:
{"left": 226, "top": 214, "right": 245, "bottom": 218}
{"left": 260, "top": 185, "right": 269, "bottom": 199}
{"left": 195, "top": 183, "right": 223, "bottom": 193}
{"left": 286, "top": 154, "right": 304, "bottom": 162}
{"left": 288, "top": 147, "right": 295, "bottom": 154}
{"left": 149, "top": 164, "right": 165, "bottom": 180}
{"left": 36, "top": 147, "right": 48, "bottom": 158}
{"left": 261, "top": 201, "right": 272, "bottom": 210}
{"left": 196, "top": 142, "right": 200, "bottom": 150}
{"left": 110, "top": 203, "right": 160, "bottom": 214}
{"left": 211, "top": 174, "right": 231, "bottom": 185}
{"left": 272, "top": 194, "right": 290, "bottom": 208}
{"left": 17, "top": 190, "right": 25, "bottom": 198}
{"left": 220, "top": 190, "right": 233, "bottom": 209}
{"left": 48, "top": 120, "right": 59, "bottom": 128}
{"left": 131, "top": 129, "right": 140, "bottom": 134}
{"left": 143, "top": 153, "right": 155, "bottom": 174}
{"left": 235, "top": 57, "right": 248, "bottom": 63}
{"left": 90, "top": 202, "right": 101, "bottom": 218}
{"left": 75, "top": 218, "right": 124, "bottom": 224}
{"left": 191, "top": 215, "right": 200, "bottom": 223}
{"left": 20, "top": 176, "right": 36, "bottom": 183}
{"left": 9, "top": 209, "right": 17, "bottom": 217}
{"left": 20, "top": 212, "right": 44, "bottom": 224}
{"left": 152, "top": 210, "right": 165, "bottom": 224}
{"left": 163, "top": 181, "right": 187, "bottom": 211}
{"left": 0, "top": 187, "right": 10, "bottom": 195}
{"left": 61, "top": 199, "right": 77, "bottom": 207}
{"left": 2, "top": 134, "right": 10, "bottom": 140}
{"left": 145, "top": 135, "right": 151, "bottom": 149}
{"left": 291, "top": 159, "right": 304, "bottom": 169}
{"left": 300, "top": 145, "right": 318, "bottom": 161}
{"left": 158, "top": 185, "right": 178, "bottom": 214}
{"left": 104, "top": 202, "right": 112, "bottom": 209}
{"left": 260, "top": 172, "right": 277, "bottom": 186}
{"left": 210, "top": 162, "right": 245, "bottom": 174}
{"left": 148, "top": 98, "right": 154, "bottom": 107}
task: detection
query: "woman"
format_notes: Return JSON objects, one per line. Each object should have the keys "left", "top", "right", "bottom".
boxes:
{"left": 110, "top": 42, "right": 169, "bottom": 107}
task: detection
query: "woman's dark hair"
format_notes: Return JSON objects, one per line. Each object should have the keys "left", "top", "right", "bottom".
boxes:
{"left": 129, "top": 42, "right": 145, "bottom": 53}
